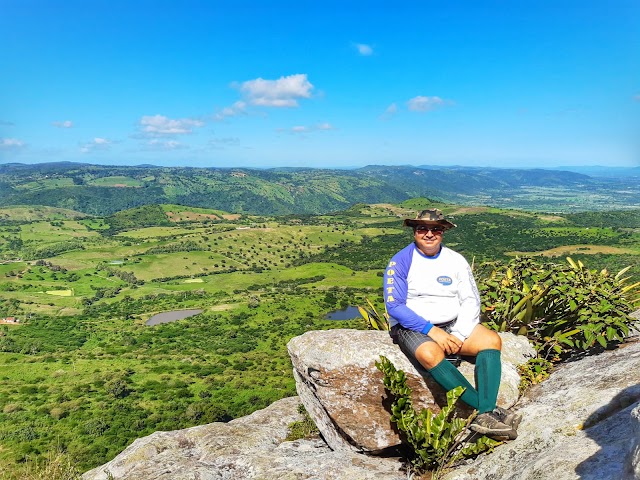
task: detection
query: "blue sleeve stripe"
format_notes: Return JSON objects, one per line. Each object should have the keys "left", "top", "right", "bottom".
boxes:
{"left": 384, "top": 244, "right": 431, "bottom": 333}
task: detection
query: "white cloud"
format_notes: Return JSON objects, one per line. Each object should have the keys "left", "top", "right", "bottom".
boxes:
{"left": 634, "top": 94, "right": 640, "bottom": 102}
{"left": 211, "top": 137, "right": 240, "bottom": 145}
{"left": 214, "top": 101, "right": 247, "bottom": 121}
{"left": 139, "top": 114, "right": 205, "bottom": 136}
{"left": 407, "top": 96, "right": 447, "bottom": 112}
{"left": 208, "top": 137, "right": 241, "bottom": 149}
{"left": 52, "top": 120, "right": 73, "bottom": 128}
{"left": 354, "top": 43, "right": 374, "bottom": 56}
{"left": 80, "top": 137, "right": 112, "bottom": 154}
{"left": 379, "top": 103, "right": 398, "bottom": 120}
{"left": 280, "top": 122, "right": 335, "bottom": 134}
{"left": 0, "top": 120, "right": 15, "bottom": 126}
{"left": 0, "top": 138, "right": 25, "bottom": 149}
{"left": 146, "top": 139, "right": 186, "bottom": 151}
{"left": 239, "top": 74, "right": 313, "bottom": 107}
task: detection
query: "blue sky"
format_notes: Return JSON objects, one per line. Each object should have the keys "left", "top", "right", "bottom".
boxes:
{"left": 1, "top": 0, "right": 638, "bottom": 168}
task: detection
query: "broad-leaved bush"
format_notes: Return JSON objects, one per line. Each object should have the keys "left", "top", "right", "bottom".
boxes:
{"left": 479, "top": 256, "right": 639, "bottom": 360}
{"left": 376, "top": 356, "right": 499, "bottom": 478}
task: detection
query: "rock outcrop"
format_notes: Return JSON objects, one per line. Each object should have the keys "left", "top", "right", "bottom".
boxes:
{"left": 445, "top": 338, "right": 640, "bottom": 480}
{"left": 83, "top": 329, "right": 640, "bottom": 480}
{"left": 82, "top": 396, "right": 405, "bottom": 480}
{"left": 287, "top": 329, "right": 535, "bottom": 452}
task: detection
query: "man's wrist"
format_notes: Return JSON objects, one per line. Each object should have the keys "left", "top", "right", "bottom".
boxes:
{"left": 421, "top": 323, "right": 433, "bottom": 335}
{"left": 450, "top": 332, "right": 466, "bottom": 342}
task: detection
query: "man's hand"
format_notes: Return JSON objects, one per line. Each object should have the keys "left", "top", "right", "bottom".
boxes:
{"left": 428, "top": 326, "right": 463, "bottom": 355}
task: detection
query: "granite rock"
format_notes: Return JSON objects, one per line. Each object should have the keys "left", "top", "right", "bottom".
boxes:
{"left": 287, "top": 329, "right": 534, "bottom": 452}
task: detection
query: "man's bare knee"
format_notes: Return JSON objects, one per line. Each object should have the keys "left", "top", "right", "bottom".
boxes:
{"left": 461, "top": 324, "right": 503, "bottom": 356}
{"left": 485, "top": 330, "right": 502, "bottom": 350}
{"left": 415, "top": 343, "right": 445, "bottom": 369}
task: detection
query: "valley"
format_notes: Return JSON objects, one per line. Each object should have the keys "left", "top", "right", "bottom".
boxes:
{"left": 0, "top": 179, "right": 638, "bottom": 477}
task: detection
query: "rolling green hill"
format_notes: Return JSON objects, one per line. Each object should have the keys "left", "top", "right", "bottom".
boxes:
{"left": 1, "top": 162, "right": 638, "bottom": 215}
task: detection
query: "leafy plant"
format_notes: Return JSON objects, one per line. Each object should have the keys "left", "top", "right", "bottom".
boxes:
{"left": 517, "top": 357, "right": 553, "bottom": 394}
{"left": 12, "top": 451, "right": 81, "bottom": 480}
{"left": 358, "top": 298, "right": 390, "bottom": 331}
{"left": 479, "top": 256, "right": 640, "bottom": 360}
{"left": 286, "top": 404, "right": 319, "bottom": 441}
{"left": 375, "top": 356, "right": 500, "bottom": 479}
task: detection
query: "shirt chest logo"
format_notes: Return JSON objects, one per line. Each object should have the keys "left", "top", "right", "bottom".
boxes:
{"left": 437, "top": 276, "right": 453, "bottom": 286}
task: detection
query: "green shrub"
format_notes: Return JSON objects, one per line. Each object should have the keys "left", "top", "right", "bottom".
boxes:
{"left": 3, "top": 403, "right": 22, "bottom": 414}
{"left": 358, "top": 298, "right": 390, "bottom": 331}
{"left": 286, "top": 404, "right": 319, "bottom": 441}
{"left": 479, "top": 257, "right": 639, "bottom": 359}
{"left": 104, "top": 377, "right": 131, "bottom": 399}
{"left": 49, "top": 407, "right": 67, "bottom": 420}
{"left": 18, "top": 451, "right": 81, "bottom": 480}
{"left": 517, "top": 358, "right": 553, "bottom": 394}
{"left": 375, "top": 356, "right": 499, "bottom": 478}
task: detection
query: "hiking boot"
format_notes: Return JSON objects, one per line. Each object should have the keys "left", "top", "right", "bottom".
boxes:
{"left": 470, "top": 411, "right": 515, "bottom": 440}
{"left": 494, "top": 406, "right": 522, "bottom": 431}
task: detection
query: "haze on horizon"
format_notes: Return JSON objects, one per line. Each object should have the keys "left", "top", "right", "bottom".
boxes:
{"left": 1, "top": 0, "right": 638, "bottom": 170}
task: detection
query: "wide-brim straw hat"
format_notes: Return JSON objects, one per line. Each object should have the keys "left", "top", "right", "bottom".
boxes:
{"left": 403, "top": 208, "right": 457, "bottom": 230}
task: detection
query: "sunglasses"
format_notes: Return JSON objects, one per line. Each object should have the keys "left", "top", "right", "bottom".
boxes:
{"left": 414, "top": 226, "right": 444, "bottom": 235}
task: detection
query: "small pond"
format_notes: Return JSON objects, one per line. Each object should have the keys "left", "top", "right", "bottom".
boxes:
{"left": 324, "top": 306, "right": 362, "bottom": 321}
{"left": 146, "top": 309, "right": 204, "bottom": 326}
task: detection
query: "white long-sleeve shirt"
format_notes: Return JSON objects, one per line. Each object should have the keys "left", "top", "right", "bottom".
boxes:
{"left": 384, "top": 243, "right": 481, "bottom": 341}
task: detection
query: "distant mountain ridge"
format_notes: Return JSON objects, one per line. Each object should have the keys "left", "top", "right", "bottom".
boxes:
{"left": 0, "top": 162, "right": 637, "bottom": 215}
{"left": 550, "top": 165, "right": 640, "bottom": 178}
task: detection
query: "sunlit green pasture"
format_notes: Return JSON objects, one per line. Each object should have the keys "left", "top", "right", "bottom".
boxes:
{"left": 13, "top": 178, "right": 75, "bottom": 191}
{"left": 169, "top": 263, "right": 375, "bottom": 294}
{"left": 296, "top": 263, "right": 381, "bottom": 290}
{"left": 359, "top": 217, "right": 403, "bottom": 227}
{"left": 160, "top": 204, "right": 228, "bottom": 215}
{"left": 121, "top": 251, "right": 226, "bottom": 280}
{"left": 116, "top": 226, "right": 205, "bottom": 239}
{"left": 161, "top": 204, "right": 231, "bottom": 221}
{"left": 202, "top": 225, "right": 356, "bottom": 266}
{"left": 0, "top": 206, "right": 85, "bottom": 222}
{"left": 88, "top": 176, "right": 143, "bottom": 187}
{"left": 45, "top": 290, "right": 73, "bottom": 296}
{"left": 3, "top": 266, "right": 127, "bottom": 310}
{"left": 94, "top": 261, "right": 375, "bottom": 307}
{"left": 0, "top": 290, "right": 82, "bottom": 315}
{"left": 79, "top": 218, "right": 110, "bottom": 230}
{"left": 52, "top": 243, "right": 155, "bottom": 269}
{"left": 356, "top": 226, "right": 396, "bottom": 236}
{"left": 0, "top": 262, "right": 27, "bottom": 275}
{"left": 18, "top": 220, "right": 99, "bottom": 241}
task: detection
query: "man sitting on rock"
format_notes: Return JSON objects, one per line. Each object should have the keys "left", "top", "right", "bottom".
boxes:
{"left": 384, "top": 208, "right": 520, "bottom": 439}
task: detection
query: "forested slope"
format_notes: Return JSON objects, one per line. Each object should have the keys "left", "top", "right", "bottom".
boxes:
{"left": 1, "top": 162, "right": 637, "bottom": 215}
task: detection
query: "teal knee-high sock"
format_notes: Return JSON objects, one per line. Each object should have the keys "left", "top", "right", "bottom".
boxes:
{"left": 475, "top": 349, "right": 501, "bottom": 414}
{"left": 428, "top": 359, "right": 478, "bottom": 409}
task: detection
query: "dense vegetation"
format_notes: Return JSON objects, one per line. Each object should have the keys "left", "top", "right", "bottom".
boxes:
{"left": 376, "top": 359, "right": 499, "bottom": 479}
{"left": 0, "top": 198, "right": 638, "bottom": 477}
{"left": 1, "top": 162, "right": 639, "bottom": 215}
{"left": 480, "top": 256, "right": 639, "bottom": 359}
